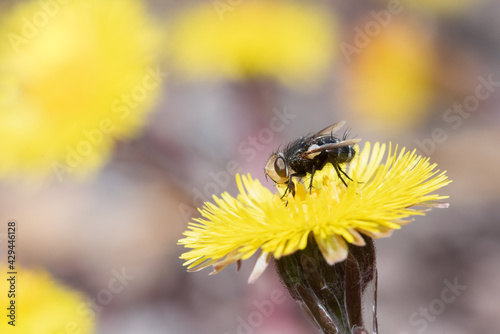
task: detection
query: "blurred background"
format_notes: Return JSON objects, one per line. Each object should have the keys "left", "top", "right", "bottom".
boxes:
{"left": 0, "top": 0, "right": 499, "bottom": 333}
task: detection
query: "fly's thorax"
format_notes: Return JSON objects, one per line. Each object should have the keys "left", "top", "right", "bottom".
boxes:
{"left": 288, "top": 154, "right": 314, "bottom": 174}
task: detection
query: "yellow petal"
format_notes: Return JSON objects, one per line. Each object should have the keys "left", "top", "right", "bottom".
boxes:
{"left": 314, "top": 234, "right": 348, "bottom": 265}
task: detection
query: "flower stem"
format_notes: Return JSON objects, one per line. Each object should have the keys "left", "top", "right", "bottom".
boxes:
{"left": 275, "top": 235, "right": 378, "bottom": 334}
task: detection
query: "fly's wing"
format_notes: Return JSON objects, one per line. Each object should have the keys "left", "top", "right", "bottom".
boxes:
{"left": 302, "top": 138, "right": 361, "bottom": 158}
{"left": 316, "top": 121, "right": 347, "bottom": 136}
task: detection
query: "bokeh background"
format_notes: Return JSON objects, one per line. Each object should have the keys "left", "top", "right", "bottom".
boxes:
{"left": 0, "top": 0, "right": 499, "bottom": 333}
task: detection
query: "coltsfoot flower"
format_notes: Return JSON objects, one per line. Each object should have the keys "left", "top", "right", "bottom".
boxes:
{"left": 343, "top": 20, "right": 436, "bottom": 132}
{"left": 0, "top": 268, "right": 95, "bottom": 333}
{"left": 0, "top": 0, "right": 162, "bottom": 180}
{"left": 179, "top": 142, "right": 451, "bottom": 283}
{"left": 168, "top": 0, "right": 336, "bottom": 87}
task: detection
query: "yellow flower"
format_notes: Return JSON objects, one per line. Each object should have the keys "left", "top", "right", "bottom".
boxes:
{"left": 0, "top": 268, "right": 95, "bottom": 333}
{"left": 344, "top": 20, "right": 436, "bottom": 131}
{"left": 179, "top": 142, "right": 450, "bottom": 282}
{"left": 168, "top": 1, "right": 336, "bottom": 87}
{"left": 0, "top": 0, "right": 162, "bottom": 180}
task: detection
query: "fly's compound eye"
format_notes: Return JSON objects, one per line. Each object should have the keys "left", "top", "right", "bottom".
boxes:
{"left": 274, "top": 156, "right": 288, "bottom": 178}
{"left": 265, "top": 153, "right": 289, "bottom": 184}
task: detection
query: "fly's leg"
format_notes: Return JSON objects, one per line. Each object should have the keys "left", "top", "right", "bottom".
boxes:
{"left": 289, "top": 181, "right": 296, "bottom": 197}
{"left": 334, "top": 164, "right": 353, "bottom": 188}
{"left": 280, "top": 181, "right": 296, "bottom": 199}
{"left": 308, "top": 165, "right": 316, "bottom": 194}
{"left": 280, "top": 172, "right": 306, "bottom": 200}
{"left": 338, "top": 165, "right": 353, "bottom": 182}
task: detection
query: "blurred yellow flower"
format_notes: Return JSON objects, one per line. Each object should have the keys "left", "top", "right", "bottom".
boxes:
{"left": 0, "top": 268, "right": 94, "bottom": 333}
{"left": 0, "top": 0, "right": 162, "bottom": 180}
{"left": 168, "top": 1, "right": 336, "bottom": 87}
{"left": 343, "top": 20, "right": 436, "bottom": 132}
{"left": 404, "top": 0, "right": 477, "bottom": 16}
{"left": 179, "top": 142, "right": 450, "bottom": 282}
